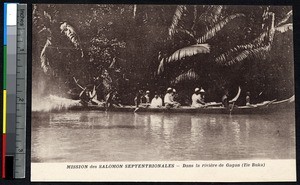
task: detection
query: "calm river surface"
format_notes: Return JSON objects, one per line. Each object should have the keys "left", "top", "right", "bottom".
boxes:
{"left": 32, "top": 111, "right": 295, "bottom": 162}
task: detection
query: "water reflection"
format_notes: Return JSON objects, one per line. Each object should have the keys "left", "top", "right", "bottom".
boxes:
{"left": 32, "top": 111, "right": 295, "bottom": 162}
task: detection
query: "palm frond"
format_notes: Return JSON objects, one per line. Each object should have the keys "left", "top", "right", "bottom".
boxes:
{"left": 215, "top": 43, "right": 256, "bottom": 64}
{"left": 252, "top": 32, "right": 268, "bottom": 46}
{"left": 276, "top": 10, "right": 292, "bottom": 27}
{"left": 167, "top": 43, "right": 210, "bottom": 63}
{"left": 197, "top": 13, "right": 245, "bottom": 43}
{"left": 133, "top": 5, "right": 137, "bottom": 18}
{"left": 261, "top": 10, "right": 276, "bottom": 45}
{"left": 158, "top": 44, "right": 210, "bottom": 75}
{"left": 171, "top": 69, "right": 199, "bottom": 85}
{"left": 215, "top": 45, "right": 271, "bottom": 66}
{"left": 275, "top": 23, "right": 293, "bottom": 33}
{"left": 253, "top": 13, "right": 276, "bottom": 47}
{"left": 191, "top": 5, "right": 198, "bottom": 31}
{"left": 43, "top": 11, "right": 54, "bottom": 24}
{"left": 174, "top": 28, "right": 196, "bottom": 41}
{"left": 157, "top": 58, "right": 165, "bottom": 75}
{"left": 198, "top": 5, "right": 223, "bottom": 24}
{"left": 168, "top": 5, "right": 187, "bottom": 39}
{"left": 211, "top": 5, "right": 223, "bottom": 17}
{"left": 60, "top": 22, "right": 84, "bottom": 57}
{"left": 215, "top": 11, "right": 277, "bottom": 67}
{"left": 40, "top": 39, "right": 52, "bottom": 73}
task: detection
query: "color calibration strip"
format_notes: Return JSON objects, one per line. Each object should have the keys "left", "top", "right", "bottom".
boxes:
{"left": 2, "top": 3, "right": 9, "bottom": 179}
{"left": 2, "top": 3, "right": 20, "bottom": 179}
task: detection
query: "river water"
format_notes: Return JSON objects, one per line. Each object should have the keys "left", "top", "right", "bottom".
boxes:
{"left": 31, "top": 111, "right": 295, "bottom": 162}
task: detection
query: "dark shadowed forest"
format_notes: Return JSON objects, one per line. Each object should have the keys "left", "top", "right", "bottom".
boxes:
{"left": 32, "top": 4, "right": 294, "bottom": 105}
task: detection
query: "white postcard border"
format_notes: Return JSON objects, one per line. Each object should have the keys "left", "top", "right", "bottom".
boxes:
{"left": 31, "top": 159, "right": 296, "bottom": 182}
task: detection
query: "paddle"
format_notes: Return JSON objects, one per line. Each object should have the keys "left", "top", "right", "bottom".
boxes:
{"left": 205, "top": 86, "right": 241, "bottom": 107}
{"left": 229, "top": 86, "right": 241, "bottom": 114}
{"left": 73, "top": 77, "right": 85, "bottom": 90}
{"left": 229, "top": 86, "right": 241, "bottom": 103}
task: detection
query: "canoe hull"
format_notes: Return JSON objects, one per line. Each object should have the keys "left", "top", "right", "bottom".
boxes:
{"left": 68, "top": 101, "right": 294, "bottom": 114}
{"left": 56, "top": 95, "right": 295, "bottom": 114}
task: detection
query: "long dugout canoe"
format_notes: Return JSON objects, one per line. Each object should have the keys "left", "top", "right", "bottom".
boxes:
{"left": 68, "top": 95, "right": 294, "bottom": 114}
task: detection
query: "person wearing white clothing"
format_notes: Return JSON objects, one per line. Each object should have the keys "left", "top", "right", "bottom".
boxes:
{"left": 192, "top": 88, "right": 205, "bottom": 107}
{"left": 164, "top": 87, "right": 180, "bottom": 108}
{"left": 144, "top": 90, "right": 151, "bottom": 104}
{"left": 151, "top": 94, "right": 163, "bottom": 107}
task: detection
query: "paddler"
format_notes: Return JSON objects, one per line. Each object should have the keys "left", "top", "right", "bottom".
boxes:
{"left": 74, "top": 76, "right": 103, "bottom": 106}
{"left": 222, "top": 89, "right": 229, "bottom": 108}
{"left": 164, "top": 87, "right": 180, "bottom": 108}
{"left": 79, "top": 87, "right": 89, "bottom": 106}
{"left": 134, "top": 90, "right": 150, "bottom": 108}
{"left": 87, "top": 84, "right": 102, "bottom": 105}
{"left": 199, "top": 88, "right": 206, "bottom": 104}
{"left": 111, "top": 91, "right": 123, "bottom": 107}
{"left": 172, "top": 89, "right": 181, "bottom": 107}
{"left": 106, "top": 90, "right": 123, "bottom": 108}
{"left": 144, "top": 90, "right": 151, "bottom": 104}
{"left": 246, "top": 91, "right": 251, "bottom": 106}
{"left": 141, "top": 90, "right": 151, "bottom": 107}
{"left": 74, "top": 77, "right": 95, "bottom": 106}
{"left": 134, "top": 90, "right": 143, "bottom": 108}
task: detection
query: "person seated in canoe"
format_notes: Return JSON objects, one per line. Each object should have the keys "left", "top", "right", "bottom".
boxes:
{"left": 74, "top": 77, "right": 103, "bottom": 106}
{"left": 199, "top": 88, "right": 206, "bottom": 104}
{"left": 246, "top": 91, "right": 251, "bottom": 106}
{"left": 172, "top": 88, "right": 180, "bottom": 102}
{"left": 164, "top": 87, "right": 180, "bottom": 108}
{"left": 140, "top": 90, "right": 151, "bottom": 107}
{"left": 192, "top": 88, "right": 206, "bottom": 108}
{"left": 79, "top": 88, "right": 89, "bottom": 106}
{"left": 134, "top": 90, "right": 149, "bottom": 108}
{"left": 222, "top": 89, "right": 229, "bottom": 108}
{"left": 86, "top": 84, "right": 104, "bottom": 105}
{"left": 106, "top": 90, "right": 123, "bottom": 109}
{"left": 150, "top": 92, "right": 163, "bottom": 108}
{"left": 144, "top": 90, "right": 151, "bottom": 104}
{"left": 134, "top": 90, "right": 143, "bottom": 108}
{"left": 79, "top": 86, "right": 94, "bottom": 106}
{"left": 112, "top": 91, "right": 123, "bottom": 107}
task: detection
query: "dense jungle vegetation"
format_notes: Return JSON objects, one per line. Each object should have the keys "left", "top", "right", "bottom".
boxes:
{"left": 32, "top": 4, "right": 293, "bottom": 105}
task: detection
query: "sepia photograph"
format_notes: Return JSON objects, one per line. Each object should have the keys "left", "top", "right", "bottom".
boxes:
{"left": 31, "top": 4, "right": 295, "bottom": 181}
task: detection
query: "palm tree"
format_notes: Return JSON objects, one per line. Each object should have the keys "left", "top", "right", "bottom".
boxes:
{"left": 33, "top": 4, "right": 131, "bottom": 98}
{"left": 156, "top": 5, "right": 293, "bottom": 101}
{"left": 33, "top": 4, "right": 84, "bottom": 75}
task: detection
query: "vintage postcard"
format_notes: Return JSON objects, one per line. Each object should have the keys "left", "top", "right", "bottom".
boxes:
{"left": 31, "top": 4, "right": 295, "bottom": 182}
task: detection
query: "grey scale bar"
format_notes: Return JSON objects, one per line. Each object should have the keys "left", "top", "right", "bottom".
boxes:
{"left": 6, "top": 10, "right": 18, "bottom": 179}
{"left": 14, "top": 4, "right": 27, "bottom": 179}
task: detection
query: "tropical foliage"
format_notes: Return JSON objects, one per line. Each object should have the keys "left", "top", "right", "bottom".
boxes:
{"left": 156, "top": 5, "right": 293, "bottom": 103}
{"left": 32, "top": 5, "right": 293, "bottom": 105}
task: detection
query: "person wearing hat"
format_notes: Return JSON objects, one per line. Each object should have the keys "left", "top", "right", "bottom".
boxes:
{"left": 144, "top": 90, "right": 151, "bottom": 104}
{"left": 164, "top": 88, "right": 173, "bottom": 105}
{"left": 140, "top": 90, "right": 151, "bottom": 108}
{"left": 246, "top": 91, "right": 251, "bottom": 106}
{"left": 192, "top": 88, "right": 205, "bottom": 107}
{"left": 172, "top": 88, "right": 179, "bottom": 102}
{"left": 164, "top": 87, "right": 180, "bottom": 108}
{"left": 135, "top": 90, "right": 151, "bottom": 108}
{"left": 199, "top": 88, "right": 206, "bottom": 104}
